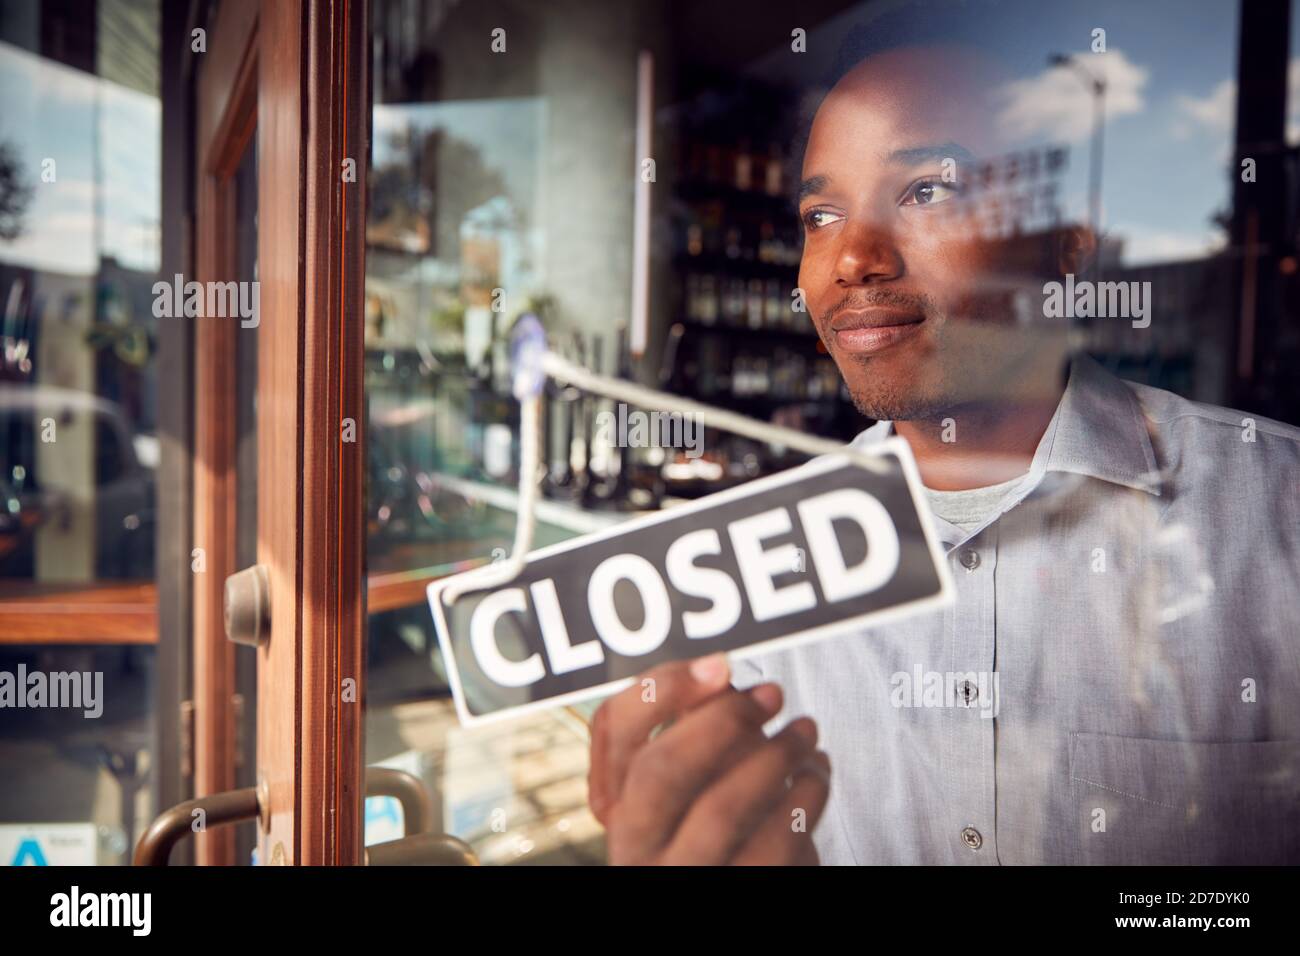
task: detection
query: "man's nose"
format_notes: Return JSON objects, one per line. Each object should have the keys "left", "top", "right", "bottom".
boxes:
{"left": 833, "top": 220, "right": 904, "bottom": 285}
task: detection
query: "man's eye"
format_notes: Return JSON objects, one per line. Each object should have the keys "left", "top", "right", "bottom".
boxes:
{"left": 902, "top": 179, "right": 960, "bottom": 206}
{"left": 803, "top": 209, "right": 843, "bottom": 230}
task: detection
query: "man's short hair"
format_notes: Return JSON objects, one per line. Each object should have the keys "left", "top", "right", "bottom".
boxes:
{"left": 787, "top": 0, "right": 1001, "bottom": 198}
{"left": 822, "top": 0, "right": 991, "bottom": 90}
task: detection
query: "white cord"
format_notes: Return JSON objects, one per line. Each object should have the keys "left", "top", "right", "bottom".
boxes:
{"left": 440, "top": 395, "right": 541, "bottom": 603}
{"left": 539, "top": 351, "right": 890, "bottom": 474}
{"left": 439, "top": 349, "right": 890, "bottom": 605}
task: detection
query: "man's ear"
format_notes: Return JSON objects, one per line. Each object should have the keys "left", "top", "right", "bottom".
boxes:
{"left": 1056, "top": 225, "right": 1097, "bottom": 276}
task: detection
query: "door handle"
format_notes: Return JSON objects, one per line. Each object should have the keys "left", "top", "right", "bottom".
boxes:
{"left": 365, "top": 832, "right": 479, "bottom": 866}
{"left": 365, "top": 767, "right": 432, "bottom": 836}
{"left": 362, "top": 768, "right": 479, "bottom": 864}
{"left": 224, "top": 564, "right": 271, "bottom": 647}
{"left": 134, "top": 787, "right": 261, "bottom": 866}
{"left": 136, "top": 767, "right": 459, "bottom": 864}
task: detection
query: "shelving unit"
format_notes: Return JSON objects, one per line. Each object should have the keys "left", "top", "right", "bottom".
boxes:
{"left": 659, "top": 76, "right": 870, "bottom": 458}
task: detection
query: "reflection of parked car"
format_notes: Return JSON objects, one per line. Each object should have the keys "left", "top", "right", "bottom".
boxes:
{"left": 0, "top": 386, "right": 155, "bottom": 579}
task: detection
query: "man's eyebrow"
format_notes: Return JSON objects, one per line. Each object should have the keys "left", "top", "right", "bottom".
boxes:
{"left": 887, "top": 142, "right": 976, "bottom": 166}
{"left": 797, "top": 174, "right": 829, "bottom": 202}
{"left": 797, "top": 143, "right": 976, "bottom": 202}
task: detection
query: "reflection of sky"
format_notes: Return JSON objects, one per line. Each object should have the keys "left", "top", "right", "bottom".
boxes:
{"left": 3, "top": 5, "right": 1294, "bottom": 275}
{"left": 978, "top": 0, "right": 1240, "bottom": 266}
{"left": 0, "top": 41, "right": 160, "bottom": 276}
{"left": 373, "top": 98, "right": 544, "bottom": 218}
{"left": 761, "top": 0, "right": 1282, "bottom": 267}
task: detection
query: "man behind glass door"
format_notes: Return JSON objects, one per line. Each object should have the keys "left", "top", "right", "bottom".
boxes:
{"left": 585, "top": 16, "right": 1300, "bottom": 864}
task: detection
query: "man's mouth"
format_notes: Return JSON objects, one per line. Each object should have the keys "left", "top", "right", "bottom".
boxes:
{"left": 829, "top": 308, "right": 925, "bottom": 355}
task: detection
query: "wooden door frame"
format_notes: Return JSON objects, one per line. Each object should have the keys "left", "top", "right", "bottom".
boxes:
{"left": 191, "top": 0, "right": 367, "bottom": 866}
{"left": 258, "top": 0, "right": 368, "bottom": 866}
{"left": 192, "top": 0, "right": 258, "bottom": 867}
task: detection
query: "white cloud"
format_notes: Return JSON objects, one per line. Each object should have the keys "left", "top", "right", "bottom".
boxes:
{"left": 996, "top": 49, "right": 1149, "bottom": 145}
{"left": 1174, "top": 77, "right": 1235, "bottom": 138}
{"left": 1113, "top": 222, "right": 1225, "bottom": 267}
{"left": 1176, "top": 58, "right": 1300, "bottom": 144}
{"left": 0, "top": 41, "right": 99, "bottom": 112}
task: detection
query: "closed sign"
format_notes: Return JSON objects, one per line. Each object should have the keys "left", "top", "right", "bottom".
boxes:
{"left": 428, "top": 438, "right": 952, "bottom": 725}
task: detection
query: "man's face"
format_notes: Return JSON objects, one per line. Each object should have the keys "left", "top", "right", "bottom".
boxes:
{"left": 798, "top": 46, "right": 1040, "bottom": 421}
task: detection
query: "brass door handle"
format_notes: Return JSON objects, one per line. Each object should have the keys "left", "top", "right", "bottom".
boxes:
{"left": 363, "top": 767, "right": 479, "bottom": 863}
{"left": 365, "top": 832, "right": 479, "bottom": 866}
{"left": 134, "top": 787, "right": 261, "bottom": 866}
{"left": 365, "top": 767, "right": 432, "bottom": 836}
{"left": 136, "top": 767, "right": 451, "bottom": 864}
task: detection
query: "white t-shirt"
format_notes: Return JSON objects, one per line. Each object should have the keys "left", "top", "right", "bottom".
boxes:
{"left": 922, "top": 473, "right": 1027, "bottom": 533}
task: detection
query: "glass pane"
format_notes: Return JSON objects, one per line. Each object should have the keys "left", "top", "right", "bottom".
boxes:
{"left": 0, "top": 0, "right": 162, "bottom": 865}
{"left": 231, "top": 136, "right": 259, "bottom": 866}
{"left": 364, "top": 0, "right": 629, "bottom": 864}
{"left": 365, "top": 0, "right": 1300, "bottom": 867}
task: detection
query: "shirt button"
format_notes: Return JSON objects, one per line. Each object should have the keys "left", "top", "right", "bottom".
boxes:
{"left": 959, "top": 548, "right": 981, "bottom": 571}
{"left": 957, "top": 680, "right": 978, "bottom": 705}
{"left": 961, "top": 826, "right": 983, "bottom": 850}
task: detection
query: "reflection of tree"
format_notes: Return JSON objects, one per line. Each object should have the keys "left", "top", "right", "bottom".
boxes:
{"left": 0, "top": 141, "right": 33, "bottom": 241}
{"left": 369, "top": 125, "right": 510, "bottom": 257}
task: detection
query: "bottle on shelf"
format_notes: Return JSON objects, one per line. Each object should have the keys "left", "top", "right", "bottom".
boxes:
{"left": 765, "top": 142, "right": 784, "bottom": 197}
{"left": 699, "top": 274, "right": 718, "bottom": 325}
{"left": 764, "top": 279, "right": 782, "bottom": 328}
{"left": 724, "top": 226, "right": 742, "bottom": 260}
{"left": 757, "top": 221, "right": 774, "bottom": 263}
{"left": 686, "top": 220, "right": 703, "bottom": 257}
{"left": 735, "top": 139, "right": 753, "bottom": 192}
{"left": 746, "top": 279, "right": 764, "bottom": 329}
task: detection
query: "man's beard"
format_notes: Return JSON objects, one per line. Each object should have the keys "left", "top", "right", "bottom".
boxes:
{"left": 817, "top": 286, "right": 958, "bottom": 422}
{"left": 832, "top": 287, "right": 1024, "bottom": 421}
{"left": 842, "top": 364, "right": 956, "bottom": 422}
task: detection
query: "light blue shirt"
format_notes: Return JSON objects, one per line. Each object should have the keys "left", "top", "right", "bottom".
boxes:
{"left": 730, "top": 355, "right": 1300, "bottom": 864}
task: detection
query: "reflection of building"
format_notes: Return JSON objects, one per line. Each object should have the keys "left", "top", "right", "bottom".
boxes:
{"left": 1229, "top": 0, "right": 1298, "bottom": 425}
{"left": 459, "top": 195, "right": 524, "bottom": 307}
{"left": 1089, "top": 255, "right": 1235, "bottom": 403}
{"left": 0, "top": 255, "right": 158, "bottom": 583}
{"left": 974, "top": 227, "right": 1233, "bottom": 404}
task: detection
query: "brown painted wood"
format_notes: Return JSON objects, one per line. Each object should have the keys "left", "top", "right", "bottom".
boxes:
{"left": 0, "top": 564, "right": 457, "bottom": 645}
{"left": 257, "top": 0, "right": 369, "bottom": 866}
{"left": 296, "top": 0, "right": 369, "bottom": 866}
{"left": 0, "top": 553, "right": 495, "bottom": 650}
{"left": 0, "top": 581, "right": 157, "bottom": 643}
{"left": 255, "top": 0, "right": 301, "bottom": 867}
{"left": 192, "top": 0, "right": 258, "bottom": 866}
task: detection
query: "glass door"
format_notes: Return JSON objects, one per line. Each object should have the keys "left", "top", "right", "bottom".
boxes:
{"left": 128, "top": 0, "right": 369, "bottom": 867}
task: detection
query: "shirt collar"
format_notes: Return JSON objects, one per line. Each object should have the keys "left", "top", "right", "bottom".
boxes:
{"left": 848, "top": 353, "right": 1162, "bottom": 497}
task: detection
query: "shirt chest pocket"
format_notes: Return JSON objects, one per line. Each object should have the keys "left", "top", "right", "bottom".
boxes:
{"left": 1069, "top": 733, "right": 1300, "bottom": 865}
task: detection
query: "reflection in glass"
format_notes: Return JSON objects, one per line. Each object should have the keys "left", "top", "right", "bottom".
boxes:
{"left": 0, "top": 0, "right": 161, "bottom": 865}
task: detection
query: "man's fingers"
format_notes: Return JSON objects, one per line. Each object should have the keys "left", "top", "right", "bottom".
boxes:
{"left": 608, "top": 683, "right": 784, "bottom": 858}
{"left": 660, "top": 716, "right": 819, "bottom": 865}
{"left": 588, "top": 654, "right": 733, "bottom": 822}
{"left": 730, "top": 750, "right": 832, "bottom": 866}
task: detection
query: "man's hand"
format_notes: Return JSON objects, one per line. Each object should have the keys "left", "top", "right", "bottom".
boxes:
{"left": 587, "top": 653, "right": 832, "bottom": 865}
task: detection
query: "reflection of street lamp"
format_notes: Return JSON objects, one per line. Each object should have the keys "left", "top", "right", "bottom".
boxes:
{"left": 1048, "top": 53, "right": 1106, "bottom": 259}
